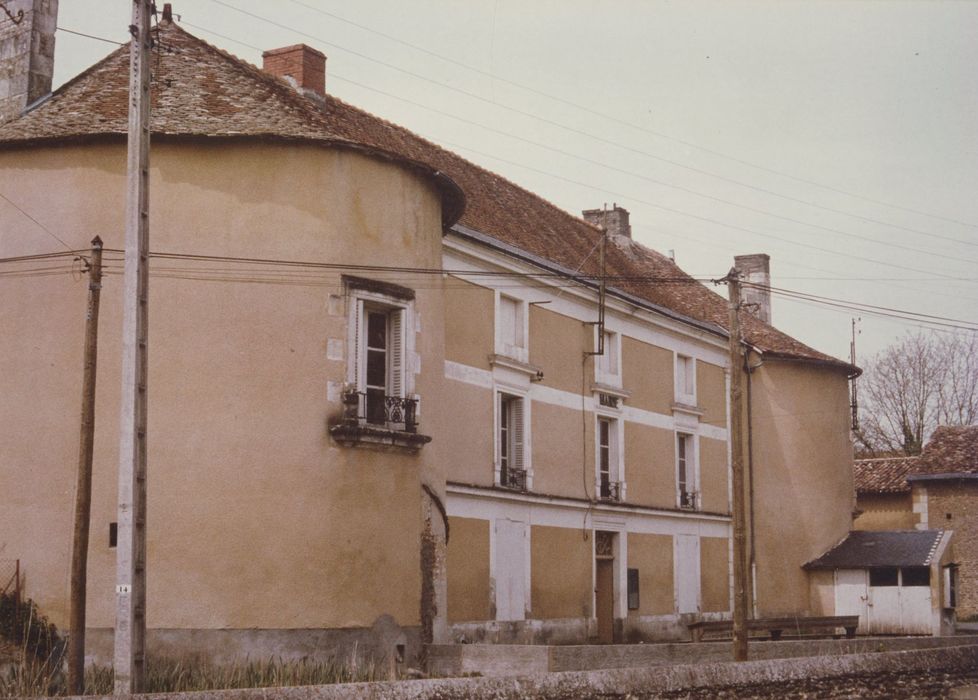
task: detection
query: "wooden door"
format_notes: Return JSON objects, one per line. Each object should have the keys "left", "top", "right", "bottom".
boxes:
{"left": 596, "top": 559, "right": 614, "bottom": 644}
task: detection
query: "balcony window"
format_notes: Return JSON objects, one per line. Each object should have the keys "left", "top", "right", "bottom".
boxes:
{"left": 330, "top": 276, "right": 430, "bottom": 450}
{"left": 677, "top": 433, "right": 698, "bottom": 509}
{"left": 498, "top": 392, "right": 527, "bottom": 489}
{"left": 597, "top": 416, "right": 623, "bottom": 501}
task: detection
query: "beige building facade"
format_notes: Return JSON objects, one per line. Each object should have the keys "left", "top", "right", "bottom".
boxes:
{"left": 0, "top": 13, "right": 861, "bottom": 664}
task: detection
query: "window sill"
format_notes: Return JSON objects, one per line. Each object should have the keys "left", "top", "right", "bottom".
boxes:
{"left": 489, "top": 353, "right": 543, "bottom": 379}
{"left": 671, "top": 402, "right": 704, "bottom": 416}
{"left": 329, "top": 422, "right": 432, "bottom": 452}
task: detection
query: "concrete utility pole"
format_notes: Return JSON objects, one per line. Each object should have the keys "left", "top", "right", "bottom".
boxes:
{"left": 726, "top": 267, "right": 750, "bottom": 662}
{"left": 114, "top": 0, "right": 152, "bottom": 693}
{"left": 68, "top": 237, "right": 103, "bottom": 696}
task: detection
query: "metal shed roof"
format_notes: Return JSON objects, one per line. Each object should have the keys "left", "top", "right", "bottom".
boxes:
{"left": 804, "top": 530, "right": 946, "bottom": 570}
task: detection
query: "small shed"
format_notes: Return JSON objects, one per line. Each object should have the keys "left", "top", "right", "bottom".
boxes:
{"left": 805, "top": 530, "right": 954, "bottom": 636}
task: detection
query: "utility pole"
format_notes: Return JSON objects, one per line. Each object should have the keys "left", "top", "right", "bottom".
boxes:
{"left": 850, "top": 317, "right": 860, "bottom": 431}
{"left": 114, "top": 0, "right": 152, "bottom": 693}
{"left": 68, "top": 237, "right": 103, "bottom": 696}
{"left": 726, "top": 267, "right": 749, "bottom": 662}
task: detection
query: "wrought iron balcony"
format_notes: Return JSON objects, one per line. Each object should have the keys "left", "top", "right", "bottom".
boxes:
{"left": 599, "top": 479, "right": 623, "bottom": 502}
{"left": 500, "top": 467, "right": 527, "bottom": 491}
{"left": 340, "top": 389, "right": 418, "bottom": 433}
{"left": 679, "top": 489, "right": 699, "bottom": 510}
{"left": 329, "top": 387, "right": 430, "bottom": 451}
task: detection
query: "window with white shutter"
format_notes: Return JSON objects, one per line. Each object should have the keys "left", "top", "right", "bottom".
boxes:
{"left": 498, "top": 392, "right": 527, "bottom": 490}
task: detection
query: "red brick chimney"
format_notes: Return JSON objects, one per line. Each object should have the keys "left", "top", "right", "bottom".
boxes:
{"left": 262, "top": 44, "right": 326, "bottom": 99}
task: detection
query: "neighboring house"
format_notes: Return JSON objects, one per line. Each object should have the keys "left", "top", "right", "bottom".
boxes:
{"left": 908, "top": 426, "right": 978, "bottom": 620}
{"left": 0, "top": 8, "right": 858, "bottom": 664}
{"left": 854, "top": 457, "right": 918, "bottom": 530}
{"left": 852, "top": 426, "right": 978, "bottom": 622}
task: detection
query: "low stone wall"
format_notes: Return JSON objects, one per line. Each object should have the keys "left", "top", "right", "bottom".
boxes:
{"left": 428, "top": 635, "right": 974, "bottom": 677}
{"left": 69, "top": 641, "right": 978, "bottom": 700}
{"left": 84, "top": 617, "right": 420, "bottom": 668}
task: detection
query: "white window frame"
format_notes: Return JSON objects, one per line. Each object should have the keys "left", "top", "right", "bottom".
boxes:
{"left": 594, "top": 412, "right": 625, "bottom": 501}
{"left": 676, "top": 432, "right": 700, "bottom": 510}
{"left": 594, "top": 328, "right": 622, "bottom": 388}
{"left": 346, "top": 289, "right": 415, "bottom": 422}
{"left": 675, "top": 353, "right": 696, "bottom": 405}
{"left": 495, "top": 292, "right": 529, "bottom": 364}
{"left": 495, "top": 386, "right": 531, "bottom": 489}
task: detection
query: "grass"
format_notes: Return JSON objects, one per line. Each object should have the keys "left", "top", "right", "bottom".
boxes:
{"left": 2, "top": 647, "right": 398, "bottom": 697}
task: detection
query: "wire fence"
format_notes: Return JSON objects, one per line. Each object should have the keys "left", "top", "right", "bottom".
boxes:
{"left": 0, "top": 558, "right": 21, "bottom": 607}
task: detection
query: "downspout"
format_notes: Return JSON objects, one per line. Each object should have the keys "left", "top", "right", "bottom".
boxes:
{"left": 745, "top": 348, "right": 762, "bottom": 619}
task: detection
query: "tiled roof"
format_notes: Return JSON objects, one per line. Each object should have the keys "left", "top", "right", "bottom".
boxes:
{"left": 853, "top": 457, "right": 916, "bottom": 494}
{"left": 911, "top": 426, "right": 978, "bottom": 478}
{"left": 0, "top": 21, "right": 853, "bottom": 370}
{"left": 804, "top": 530, "right": 945, "bottom": 569}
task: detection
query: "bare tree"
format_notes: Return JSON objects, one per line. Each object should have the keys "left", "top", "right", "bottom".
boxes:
{"left": 856, "top": 331, "right": 978, "bottom": 456}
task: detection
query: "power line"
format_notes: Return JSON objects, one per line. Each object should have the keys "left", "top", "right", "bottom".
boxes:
{"left": 444, "top": 140, "right": 972, "bottom": 282}
{"left": 322, "top": 72, "right": 976, "bottom": 267}
{"left": 204, "top": 0, "right": 978, "bottom": 249}
{"left": 57, "top": 26, "right": 125, "bottom": 46}
{"left": 0, "top": 250, "right": 88, "bottom": 264}
{"left": 0, "top": 191, "right": 73, "bottom": 251}
{"left": 178, "top": 17, "right": 978, "bottom": 303}
{"left": 279, "top": 0, "right": 978, "bottom": 235}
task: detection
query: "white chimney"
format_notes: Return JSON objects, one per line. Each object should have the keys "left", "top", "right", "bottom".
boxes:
{"left": 582, "top": 204, "right": 631, "bottom": 239}
{"left": 734, "top": 254, "right": 771, "bottom": 324}
{"left": 0, "top": 0, "right": 58, "bottom": 123}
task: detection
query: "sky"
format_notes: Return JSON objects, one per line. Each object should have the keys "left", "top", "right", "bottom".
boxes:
{"left": 49, "top": 0, "right": 978, "bottom": 363}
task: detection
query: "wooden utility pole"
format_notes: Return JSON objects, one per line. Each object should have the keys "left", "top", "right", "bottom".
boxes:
{"left": 726, "top": 267, "right": 749, "bottom": 662}
{"left": 114, "top": 0, "right": 152, "bottom": 693}
{"left": 68, "top": 237, "right": 104, "bottom": 695}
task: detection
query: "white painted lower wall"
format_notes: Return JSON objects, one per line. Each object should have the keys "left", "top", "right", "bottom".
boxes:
{"left": 447, "top": 484, "right": 732, "bottom": 643}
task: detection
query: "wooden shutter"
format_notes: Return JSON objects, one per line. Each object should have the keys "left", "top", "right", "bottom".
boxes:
{"left": 389, "top": 308, "right": 404, "bottom": 398}
{"left": 511, "top": 398, "right": 524, "bottom": 470}
{"left": 352, "top": 299, "right": 364, "bottom": 387}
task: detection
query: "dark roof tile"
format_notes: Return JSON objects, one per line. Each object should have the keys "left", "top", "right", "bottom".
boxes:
{"left": 805, "top": 530, "right": 946, "bottom": 569}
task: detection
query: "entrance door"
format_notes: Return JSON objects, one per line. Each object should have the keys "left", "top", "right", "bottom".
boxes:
{"left": 494, "top": 519, "right": 526, "bottom": 621}
{"left": 595, "top": 559, "right": 614, "bottom": 643}
{"left": 835, "top": 569, "right": 869, "bottom": 633}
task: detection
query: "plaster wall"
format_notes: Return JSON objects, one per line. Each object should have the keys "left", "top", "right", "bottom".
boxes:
{"left": 530, "top": 402, "right": 587, "bottom": 499}
{"left": 0, "top": 141, "right": 447, "bottom": 632}
{"left": 696, "top": 361, "right": 727, "bottom": 430}
{"left": 528, "top": 305, "right": 590, "bottom": 396}
{"left": 854, "top": 493, "right": 916, "bottom": 531}
{"left": 699, "top": 437, "right": 730, "bottom": 515}
{"left": 446, "top": 517, "right": 492, "bottom": 623}
{"left": 443, "top": 278, "right": 493, "bottom": 371}
{"left": 700, "top": 536, "right": 730, "bottom": 613}
{"left": 622, "top": 423, "right": 675, "bottom": 510}
{"left": 748, "top": 361, "right": 854, "bottom": 616}
{"left": 621, "top": 337, "right": 672, "bottom": 415}
{"left": 625, "top": 533, "right": 674, "bottom": 616}
{"left": 529, "top": 525, "right": 592, "bottom": 620}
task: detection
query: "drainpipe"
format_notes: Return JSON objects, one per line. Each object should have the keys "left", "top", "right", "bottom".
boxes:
{"left": 745, "top": 348, "right": 762, "bottom": 619}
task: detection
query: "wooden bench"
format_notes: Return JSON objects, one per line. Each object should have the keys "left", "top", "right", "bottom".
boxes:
{"left": 686, "top": 615, "right": 859, "bottom": 642}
